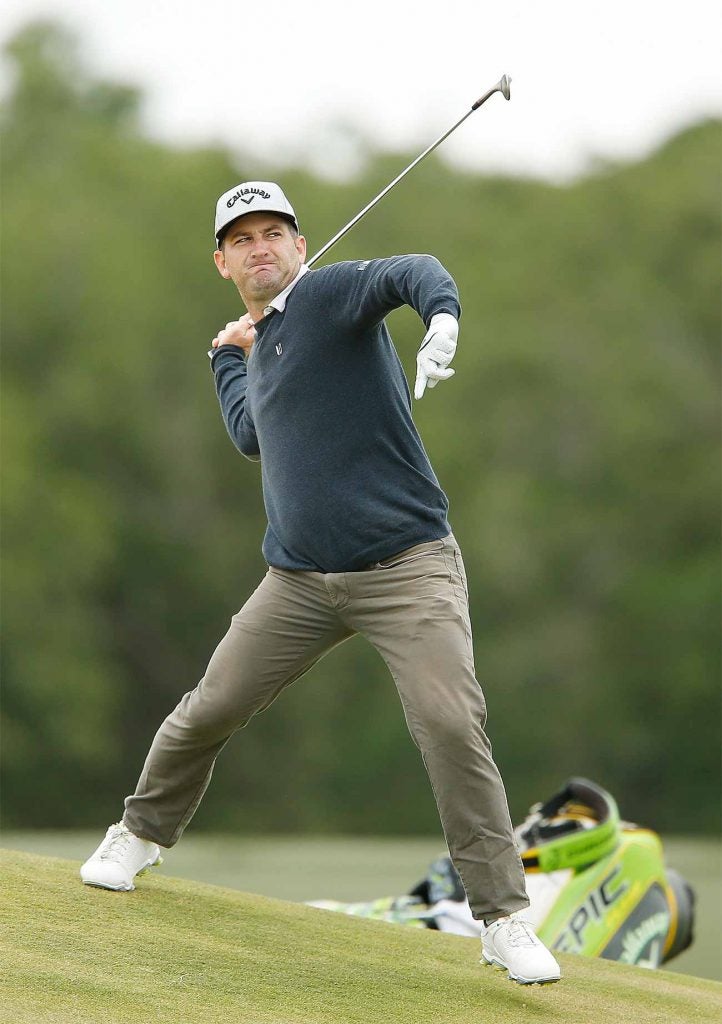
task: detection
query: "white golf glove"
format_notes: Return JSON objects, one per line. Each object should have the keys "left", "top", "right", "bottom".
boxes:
{"left": 414, "top": 313, "right": 459, "bottom": 400}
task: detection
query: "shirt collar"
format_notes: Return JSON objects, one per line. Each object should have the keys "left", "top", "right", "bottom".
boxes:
{"left": 262, "top": 263, "right": 309, "bottom": 317}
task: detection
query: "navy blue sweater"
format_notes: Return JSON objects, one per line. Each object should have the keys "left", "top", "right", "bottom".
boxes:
{"left": 211, "top": 255, "right": 460, "bottom": 572}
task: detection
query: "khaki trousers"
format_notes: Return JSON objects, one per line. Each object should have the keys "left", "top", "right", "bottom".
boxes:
{"left": 123, "top": 534, "right": 528, "bottom": 920}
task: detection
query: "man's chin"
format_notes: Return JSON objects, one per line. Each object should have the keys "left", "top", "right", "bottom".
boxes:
{"left": 247, "top": 269, "right": 282, "bottom": 295}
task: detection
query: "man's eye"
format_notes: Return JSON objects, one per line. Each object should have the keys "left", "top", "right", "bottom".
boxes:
{"left": 268, "top": 232, "right": 281, "bottom": 238}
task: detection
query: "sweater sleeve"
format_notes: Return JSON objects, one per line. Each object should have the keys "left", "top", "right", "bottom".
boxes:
{"left": 327, "top": 254, "right": 461, "bottom": 331}
{"left": 210, "top": 346, "right": 261, "bottom": 462}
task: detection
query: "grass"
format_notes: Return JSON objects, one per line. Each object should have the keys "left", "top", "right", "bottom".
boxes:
{"left": 2, "top": 849, "right": 721, "bottom": 1024}
{"left": 3, "top": 832, "right": 720, "bottom": 982}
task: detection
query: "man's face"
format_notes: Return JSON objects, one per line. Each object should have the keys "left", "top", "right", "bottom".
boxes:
{"left": 213, "top": 212, "right": 306, "bottom": 307}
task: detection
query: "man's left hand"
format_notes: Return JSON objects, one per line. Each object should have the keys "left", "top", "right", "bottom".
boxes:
{"left": 414, "top": 313, "right": 459, "bottom": 400}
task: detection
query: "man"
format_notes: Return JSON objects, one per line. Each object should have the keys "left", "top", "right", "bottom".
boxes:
{"left": 81, "top": 181, "right": 561, "bottom": 986}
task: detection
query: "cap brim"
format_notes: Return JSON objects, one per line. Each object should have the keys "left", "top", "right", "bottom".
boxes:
{"left": 216, "top": 211, "right": 299, "bottom": 248}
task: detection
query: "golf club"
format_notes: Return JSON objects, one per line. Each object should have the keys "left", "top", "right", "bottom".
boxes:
{"left": 307, "top": 75, "right": 511, "bottom": 268}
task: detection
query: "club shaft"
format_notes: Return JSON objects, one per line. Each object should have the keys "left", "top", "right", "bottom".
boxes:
{"left": 307, "top": 77, "right": 510, "bottom": 268}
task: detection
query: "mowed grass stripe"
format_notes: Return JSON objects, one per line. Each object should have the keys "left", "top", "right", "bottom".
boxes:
{"left": 1, "top": 850, "right": 720, "bottom": 1024}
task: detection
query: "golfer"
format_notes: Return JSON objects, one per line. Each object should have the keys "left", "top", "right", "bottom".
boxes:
{"left": 81, "top": 181, "right": 560, "bottom": 985}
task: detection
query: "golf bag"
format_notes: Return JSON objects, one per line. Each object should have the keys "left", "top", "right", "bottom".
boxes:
{"left": 309, "top": 778, "right": 695, "bottom": 968}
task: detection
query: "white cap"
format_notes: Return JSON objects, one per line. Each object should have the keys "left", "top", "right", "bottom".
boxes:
{"left": 214, "top": 180, "right": 299, "bottom": 246}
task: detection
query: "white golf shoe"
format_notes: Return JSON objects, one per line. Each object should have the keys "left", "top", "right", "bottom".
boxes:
{"left": 80, "top": 823, "right": 162, "bottom": 891}
{"left": 481, "top": 914, "right": 561, "bottom": 985}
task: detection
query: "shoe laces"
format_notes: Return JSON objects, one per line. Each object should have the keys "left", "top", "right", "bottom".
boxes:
{"left": 497, "top": 915, "right": 539, "bottom": 948}
{"left": 100, "top": 823, "right": 133, "bottom": 860}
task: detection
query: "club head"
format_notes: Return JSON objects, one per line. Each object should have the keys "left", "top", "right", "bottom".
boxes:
{"left": 471, "top": 75, "right": 512, "bottom": 110}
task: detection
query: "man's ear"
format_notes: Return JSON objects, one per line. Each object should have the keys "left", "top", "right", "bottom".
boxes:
{"left": 213, "top": 248, "right": 231, "bottom": 279}
{"left": 295, "top": 234, "right": 307, "bottom": 263}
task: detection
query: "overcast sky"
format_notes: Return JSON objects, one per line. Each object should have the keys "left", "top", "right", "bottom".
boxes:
{"left": 2, "top": 0, "right": 721, "bottom": 181}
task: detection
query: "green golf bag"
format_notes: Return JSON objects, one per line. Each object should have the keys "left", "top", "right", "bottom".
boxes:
{"left": 508, "top": 777, "right": 695, "bottom": 965}
{"left": 309, "top": 778, "right": 695, "bottom": 968}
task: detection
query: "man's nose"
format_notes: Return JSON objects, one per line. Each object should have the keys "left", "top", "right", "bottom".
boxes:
{"left": 250, "top": 237, "right": 271, "bottom": 257}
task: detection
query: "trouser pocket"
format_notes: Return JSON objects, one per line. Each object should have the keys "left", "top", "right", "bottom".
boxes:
{"left": 452, "top": 548, "right": 469, "bottom": 598}
{"left": 376, "top": 538, "right": 446, "bottom": 570}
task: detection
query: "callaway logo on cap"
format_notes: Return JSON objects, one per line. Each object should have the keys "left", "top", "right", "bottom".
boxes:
{"left": 214, "top": 181, "right": 299, "bottom": 246}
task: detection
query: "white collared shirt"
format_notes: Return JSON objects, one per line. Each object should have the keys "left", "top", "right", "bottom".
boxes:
{"left": 262, "top": 263, "right": 309, "bottom": 317}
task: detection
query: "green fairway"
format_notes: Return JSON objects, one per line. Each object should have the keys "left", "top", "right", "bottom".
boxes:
{"left": 2, "top": 850, "right": 721, "bottom": 1024}
{"left": 3, "top": 832, "right": 720, "bottom": 984}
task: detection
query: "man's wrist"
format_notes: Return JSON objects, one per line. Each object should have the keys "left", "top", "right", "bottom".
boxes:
{"left": 210, "top": 344, "right": 248, "bottom": 367}
{"left": 428, "top": 312, "right": 459, "bottom": 339}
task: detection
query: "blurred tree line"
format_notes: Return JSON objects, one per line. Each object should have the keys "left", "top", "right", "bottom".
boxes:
{"left": 1, "top": 22, "right": 719, "bottom": 836}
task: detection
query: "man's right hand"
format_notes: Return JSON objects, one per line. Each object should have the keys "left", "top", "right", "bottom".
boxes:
{"left": 211, "top": 313, "right": 257, "bottom": 357}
